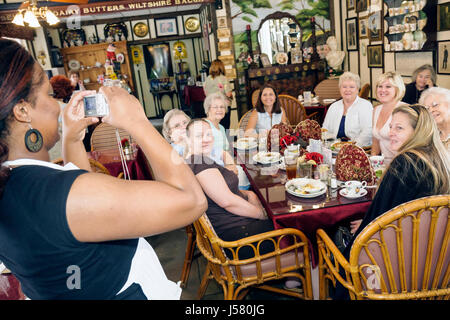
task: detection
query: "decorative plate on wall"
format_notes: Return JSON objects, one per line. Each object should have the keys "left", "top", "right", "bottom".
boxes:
{"left": 116, "top": 53, "right": 125, "bottom": 64}
{"left": 68, "top": 59, "right": 80, "bottom": 71}
{"left": 133, "top": 22, "right": 148, "bottom": 38}
{"left": 184, "top": 17, "right": 200, "bottom": 32}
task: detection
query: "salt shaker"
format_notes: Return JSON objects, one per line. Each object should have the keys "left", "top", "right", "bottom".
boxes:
{"left": 330, "top": 172, "right": 337, "bottom": 189}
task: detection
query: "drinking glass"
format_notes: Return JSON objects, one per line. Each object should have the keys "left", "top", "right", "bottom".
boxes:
{"left": 284, "top": 152, "right": 298, "bottom": 180}
{"left": 298, "top": 163, "right": 312, "bottom": 179}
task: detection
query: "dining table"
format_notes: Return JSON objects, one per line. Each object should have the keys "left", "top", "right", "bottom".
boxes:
{"left": 235, "top": 148, "right": 374, "bottom": 268}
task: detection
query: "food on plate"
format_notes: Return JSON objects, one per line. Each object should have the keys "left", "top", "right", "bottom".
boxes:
{"left": 236, "top": 137, "right": 257, "bottom": 149}
{"left": 331, "top": 141, "right": 355, "bottom": 151}
{"left": 254, "top": 151, "right": 280, "bottom": 163}
{"left": 287, "top": 181, "right": 323, "bottom": 195}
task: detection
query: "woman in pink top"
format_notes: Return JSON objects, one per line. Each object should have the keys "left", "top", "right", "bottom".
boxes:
{"left": 371, "top": 72, "right": 407, "bottom": 164}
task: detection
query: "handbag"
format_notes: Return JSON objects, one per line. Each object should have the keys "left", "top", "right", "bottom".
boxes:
{"left": 332, "top": 225, "right": 353, "bottom": 253}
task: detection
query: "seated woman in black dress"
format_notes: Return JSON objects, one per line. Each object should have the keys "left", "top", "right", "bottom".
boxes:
{"left": 402, "top": 64, "right": 436, "bottom": 105}
{"left": 185, "top": 119, "right": 274, "bottom": 259}
{"left": 333, "top": 104, "right": 450, "bottom": 299}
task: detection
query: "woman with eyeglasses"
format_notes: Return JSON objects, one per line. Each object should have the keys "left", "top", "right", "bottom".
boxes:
{"left": 162, "top": 109, "right": 191, "bottom": 157}
{"left": 402, "top": 64, "right": 436, "bottom": 105}
{"left": 203, "top": 92, "right": 236, "bottom": 174}
{"left": 419, "top": 86, "right": 450, "bottom": 152}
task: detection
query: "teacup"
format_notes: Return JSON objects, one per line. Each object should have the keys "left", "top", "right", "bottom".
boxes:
{"left": 369, "top": 155, "right": 384, "bottom": 168}
{"left": 344, "top": 180, "right": 367, "bottom": 196}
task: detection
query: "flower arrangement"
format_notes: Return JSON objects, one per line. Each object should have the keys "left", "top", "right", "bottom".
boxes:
{"left": 121, "top": 138, "right": 130, "bottom": 149}
{"left": 298, "top": 152, "right": 323, "bottom": 167}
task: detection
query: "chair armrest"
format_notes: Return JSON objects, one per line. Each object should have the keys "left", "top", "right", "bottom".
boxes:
{"left": 316, "top": 229, "right": 357, "bottom": 297}
{"left": 203, "top": 227, "right": 310, "bottom": 265}
{"left": 218, "top": 227, "right": 308, "bottom": 250}
{"left": 306, "top": 111, "right": 319, "bottom": 119}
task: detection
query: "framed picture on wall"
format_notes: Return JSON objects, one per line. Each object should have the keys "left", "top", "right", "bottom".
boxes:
{"left": 368, "top": 11, "right": 382, "bottom": 42}
{"left": 437, "top": 40, "right": 450, "bottom": 74}
{"left": 356, "top": 0, "right": 368, "bottom": 13}
{"left": 367, "top": 44, "right": 383, "bottom": 68}
{"left": 359, "top": 17, "right": 368, "bottom": 39}
{"left": 438, "top": 2, "right": 450, "bottom": 32}
{"left": 347, "top": 0, "right": 355, "bottom": 11}
{"left": 154, "top": 18, "right": 178, "bottom": 37}
{"left": 395, "top": 51, "right": 434, "bottom": 77}
{"left": 346, "top": 18, "right": 358, "bottom": 51}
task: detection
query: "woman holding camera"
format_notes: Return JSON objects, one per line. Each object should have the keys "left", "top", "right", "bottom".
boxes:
{"left": 0, "top": 39, "right": 207, "bottom": 300}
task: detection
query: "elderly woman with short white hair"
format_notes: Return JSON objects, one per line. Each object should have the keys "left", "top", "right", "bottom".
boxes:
{"left": 203, "top": 92, "right": 237, "bottom": 174}
{"left": 419, "top": 86, "right": 450, "bottom": 151}
{"left": 162, "top": 109, "right": 191, "bottom": 156}
{"left": 322, "top": 72, "right": 373, "bottom": 147}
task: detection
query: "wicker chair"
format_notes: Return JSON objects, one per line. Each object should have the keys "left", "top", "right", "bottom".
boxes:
{"left": 278, "top": 94, "right": 319, "bottom": 127}
{"left": 179, "top": 224, "right": 196, "bottom": 288}
{"left": 359, "top": 83, "right": 371, "bottom": 100}
{"left": 237, "top": 109, "right": 254, "bottom": 136}
{"left": 194, "top": 214, "right": 313, "bottom": 300}
{"left": 90, "top": 122, "right": 134, "bottom": 152}
{"left": 251, "top": 89, "right": 260, "bottom": 108}
{"left": 316, "top": 195, "right": 450, "bottom": 300}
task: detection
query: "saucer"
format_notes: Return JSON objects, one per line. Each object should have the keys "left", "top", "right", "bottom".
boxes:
{"left": 339, "top": 188, "right": 368, "bottom": 199}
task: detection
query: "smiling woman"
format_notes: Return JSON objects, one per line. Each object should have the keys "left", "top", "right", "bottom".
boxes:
{"left": 322, "top": 72, "right": 373, "bottom": 147}
{"left": 371, "top": 71, "right": 407, "bottom": 165}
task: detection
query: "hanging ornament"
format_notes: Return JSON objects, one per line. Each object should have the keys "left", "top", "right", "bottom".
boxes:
{"left": 173, "top": 41, "right": 188, "bottom": 60}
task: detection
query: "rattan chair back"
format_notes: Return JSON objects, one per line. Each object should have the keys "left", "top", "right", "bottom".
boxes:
{"left": 278, "top": 94, "right": 308, "bottom": 127}
{"left": 90, "top": 122, "right": 134, "bottom": 152}
{"left": 237, "top": 109, "right": 253, "bottom": 136}
{"left": 317, "top": 195, "right": 450, "bottom": 300}
{"left": 251, "top": 89, "right": 260, "bottom": 108}
{"left": 350, "top": 195, "right": 450, "bottom": 299}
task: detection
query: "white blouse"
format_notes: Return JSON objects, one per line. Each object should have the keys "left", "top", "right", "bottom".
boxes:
{"left": 322, "top": 96, "right": 373, "bottom": 147}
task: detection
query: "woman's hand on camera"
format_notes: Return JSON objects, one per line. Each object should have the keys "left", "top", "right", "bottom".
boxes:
{"left": 100, "top": 86, "right": 147, "bottom": 130}
{"left": 62, "top": 90, "right": 99, "bottom": 143}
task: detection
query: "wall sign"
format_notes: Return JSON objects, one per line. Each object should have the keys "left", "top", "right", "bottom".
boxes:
{"left": 0, "top": 0, "right": 215, "bottom": 23}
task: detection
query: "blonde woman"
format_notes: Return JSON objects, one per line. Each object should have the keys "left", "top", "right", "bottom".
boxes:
{"left": 371, "top": 71, "right": 408, "bottom": 164}
{"left": 322, "top": 72, "right": 373, "bottom": 147}
{"left": 350, "top": 104, "right": 449, "bottom": 236}
{"left": 336, "top": 105, "right": 449, "bottom": 300}
{"left": 203, "top": 59, "right": 233, "bottom": 129}
{"left": 419, "top": 86, "right": 450, "bottom": 152}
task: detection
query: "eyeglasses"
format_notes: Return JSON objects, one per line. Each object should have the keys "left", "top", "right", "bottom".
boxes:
{"left": 210, "top": 106, "right": 226, "bottom": 110}
{"left": 425, "top": 102, "right": 440, "bottom": 110}
{"left": 170, "top": 120, "right": 189, "bottom": 130}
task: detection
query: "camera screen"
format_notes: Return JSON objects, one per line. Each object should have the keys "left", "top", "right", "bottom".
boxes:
{"left": 84, "top": 96, "right": 97, "bottom": 116}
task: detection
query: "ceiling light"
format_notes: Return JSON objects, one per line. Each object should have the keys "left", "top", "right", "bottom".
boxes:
{"left": 12, "top": 1, "right": 60, "bottom": 28}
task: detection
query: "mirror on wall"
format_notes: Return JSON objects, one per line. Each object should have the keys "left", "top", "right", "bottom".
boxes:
{"left": 257, "top": 12, "right": 303, "bottom": 64}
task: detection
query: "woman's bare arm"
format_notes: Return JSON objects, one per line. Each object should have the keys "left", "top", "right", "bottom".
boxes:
{"left": 65, "top": 87, "right": 207, "bottom": 242}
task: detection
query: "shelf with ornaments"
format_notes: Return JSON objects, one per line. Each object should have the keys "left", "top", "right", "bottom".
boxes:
{"left": 60, "top": 41, "right": 134, "bottom": 93}
{"left": 383, "top": 0, "right": 437, "bottom": 52}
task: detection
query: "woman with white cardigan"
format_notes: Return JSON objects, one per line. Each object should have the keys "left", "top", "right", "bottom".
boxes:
{"left": 322, "top": 72, "right": 373, "bottom": 147}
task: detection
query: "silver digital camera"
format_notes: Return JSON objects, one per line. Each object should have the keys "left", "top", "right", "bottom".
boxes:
{"left": 83, "top": 93, "right": 109, "bottom": 117}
